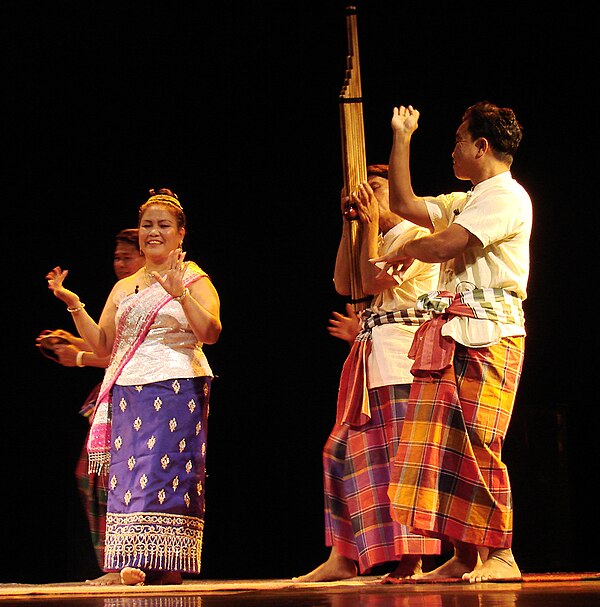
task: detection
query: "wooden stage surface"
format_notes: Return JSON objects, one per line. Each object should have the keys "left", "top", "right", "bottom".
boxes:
{"left": 1, "top": 573, "right": 599, "bottom": 606}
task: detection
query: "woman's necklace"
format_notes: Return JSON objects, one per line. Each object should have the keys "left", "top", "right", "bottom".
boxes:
{"left": 144, "top": 267, "right": 160, "bottom": 287}
{"left": 144, "top": 262, "right": 172, "bottom": 287}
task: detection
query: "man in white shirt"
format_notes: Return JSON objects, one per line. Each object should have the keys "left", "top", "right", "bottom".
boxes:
{"left": 294, "top": 165, "right": 441, "bottom": 583}
{"left": 375, "top": 102, "right": 532, "bottom": 583}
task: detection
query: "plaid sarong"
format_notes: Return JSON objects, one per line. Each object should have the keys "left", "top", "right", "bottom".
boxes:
{"left": 74, "top": 382, "right": 107, "bottom": 568}
{"left": 75, "top": 436, "right": 108, "bottom": 569}
{"left": 324, "top": 384, "right": 441, "bottom": 573}
{"left": 388, "top": 336, "right": 525, "bottom": 548}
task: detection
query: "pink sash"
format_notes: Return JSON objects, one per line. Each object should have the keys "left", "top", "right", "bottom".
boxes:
{"left": 87, "top": 270, "right": 207, "bottom": 474}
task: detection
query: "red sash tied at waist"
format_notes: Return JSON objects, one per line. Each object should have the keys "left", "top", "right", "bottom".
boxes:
{"left": 336, "top": 337, "right": 372, "bottom": 428}
{"left": 336, "top": 308, "right": 427, "bottom": 428}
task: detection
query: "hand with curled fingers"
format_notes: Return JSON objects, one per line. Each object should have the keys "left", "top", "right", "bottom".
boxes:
{"left": 353, "top": 182, "right": 379, "bottom": 226}
{"left": 391, "top": 104, "right": 420, "bottom": 137}
{"left": 370, "top": 245, "right": 415, "bottom": 283}
{"left": 46, "top": 266, "right": 81, "bottom": 308}
{"left": 327, "top": 303, "right": 361, "bottom": 344}
{"left": 51, "top": 343, "right": 82, "bottom": 367}
{"left": 36, "top": 328, "right": 77, "bottom": 348}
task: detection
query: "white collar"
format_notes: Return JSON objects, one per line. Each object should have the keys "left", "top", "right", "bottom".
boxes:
{"left": 472, "top": 171, "right": 512, "bottom": 195}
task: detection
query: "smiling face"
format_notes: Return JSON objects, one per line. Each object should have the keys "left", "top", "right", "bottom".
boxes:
{"left": 139, "top": 204, "right": 186, "bottom": 261}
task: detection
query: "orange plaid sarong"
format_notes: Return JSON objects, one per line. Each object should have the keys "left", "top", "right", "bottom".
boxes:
{"left": 388, "top": 336, "right": 525, "bottom": 548}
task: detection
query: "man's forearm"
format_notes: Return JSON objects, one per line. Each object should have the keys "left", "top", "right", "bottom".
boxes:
{"left": 404, "top": 224, "right": 471, "bottom": 263}
{"left": 389, "top": 132, "right": 416, "bottom": 215}
{"left": 389, "top": 132, "right": 432, "bottom": 229}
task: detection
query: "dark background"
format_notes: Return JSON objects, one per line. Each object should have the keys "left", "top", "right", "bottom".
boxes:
{"left": 4, "top": 1, "right": 597, "bottom": 583}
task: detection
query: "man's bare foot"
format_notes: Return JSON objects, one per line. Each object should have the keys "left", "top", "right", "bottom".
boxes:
{"left": 85, "top": 572, "right": 121, "bottom": 586}
{"left": 120, "top": 567, "right": 146, "bottom": 586}
{"left": 463, "top": 548, "right": 521, "bottom": 583}
{"left": 414, "top": 542, "right": 480, "bottom": 581}
{"left": 412, "top": 555, "right": 474, "bottom": 580}
{"left": 292, "top": 547, "right": 357, "bottom": 583}
{"left": 381, "top": 556, "right": 423, "bottom": 583}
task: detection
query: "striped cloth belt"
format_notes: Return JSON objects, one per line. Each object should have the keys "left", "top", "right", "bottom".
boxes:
{"left": 409, "top": 288, "right": 524, "bottom": 378}
{"left": 336, "top": 307, "right": 428, "bottom": 428}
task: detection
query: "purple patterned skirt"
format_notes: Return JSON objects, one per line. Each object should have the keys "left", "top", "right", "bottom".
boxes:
{"left": 104, "top": 377, "right": 210, "bottom": 573}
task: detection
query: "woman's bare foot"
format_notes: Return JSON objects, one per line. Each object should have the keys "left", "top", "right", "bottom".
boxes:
{"left": 463, "top": 548, "right": 521, "bottom": 583}
{"left": 119, "top": 568, "right": 183, "bottom": 586}
{"left": 120, "top": 567, "right": 146, "bottom": 586}
{"left": 85, "top": 572, "right": 122, "bottom": 586}
{"left": 292, "top": 547, "right": 357, "bottom": 583}
{"left": 381, "top": 556, "right": 423, "bottom": 583}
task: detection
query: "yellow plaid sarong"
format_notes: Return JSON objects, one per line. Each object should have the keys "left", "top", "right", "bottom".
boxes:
{"left": 388, "top": 335, "right": 525, "bottom": 548}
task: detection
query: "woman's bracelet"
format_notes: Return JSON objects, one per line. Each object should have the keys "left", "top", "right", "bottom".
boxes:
{"left": 67, "top": 302, "right": 86, "bottom": 314}
{"left": 76, "top": 350, "right": 86, "bottom": 367}
{"left": 173, "top": 288, "right": 189, "bottom": 304}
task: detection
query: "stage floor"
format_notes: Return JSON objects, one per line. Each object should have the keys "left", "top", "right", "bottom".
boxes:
{"left": 1, "top": 573, "right": 599, "bottom": 607}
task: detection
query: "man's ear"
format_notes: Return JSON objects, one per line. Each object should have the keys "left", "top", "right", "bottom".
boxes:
{"left": 475, "top": 137, "right": 489, "bottom": 158}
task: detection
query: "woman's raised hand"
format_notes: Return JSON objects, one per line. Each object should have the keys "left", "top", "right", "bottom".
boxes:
{"left": 151, "top": 249, "right": 190, "bottom": 297}
{"left": 46, "top": 266, "right": 80, "bottom": 307}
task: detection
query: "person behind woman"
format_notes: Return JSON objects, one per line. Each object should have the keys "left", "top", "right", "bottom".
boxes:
{"left": 36, "top": 228, "right": 145, "bottom": 585}
{"left": 46, "top": 188, "right": 222, "bottom": 586}
{"left": 39, "top": 229, "right": 145, "bottom": 368}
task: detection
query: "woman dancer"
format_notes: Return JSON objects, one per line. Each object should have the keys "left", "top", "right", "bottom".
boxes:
{"left": 46, "top": 188, "right": 221, "bottom": 585}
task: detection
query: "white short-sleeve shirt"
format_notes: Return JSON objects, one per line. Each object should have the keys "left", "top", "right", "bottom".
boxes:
{"left": 423, "top": 171, "right": 532, "bottom": 345}
{"left": 367, "top": 221, "right": 440, "bottom": 388}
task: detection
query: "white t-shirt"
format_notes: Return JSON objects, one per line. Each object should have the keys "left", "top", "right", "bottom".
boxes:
{"left": 423, "top": 171, "right": 532, "bottom": 345}
{"left": 367, "top": 221, "right": 440, "bottom": 388}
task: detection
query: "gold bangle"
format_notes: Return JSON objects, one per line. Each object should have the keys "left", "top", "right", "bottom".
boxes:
{"left": 67, "top": 302, "right": 86, "bottom": 313}
{"left": 173, "top": 288, "right": 189, "bottom": 304}
{"left": 76, "top": 350, "right": 85, "bottom": 367}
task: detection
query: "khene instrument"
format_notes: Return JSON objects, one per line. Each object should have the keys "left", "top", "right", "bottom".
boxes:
{"left": 339, "top": 5, "right": 370, "bottom": 312}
